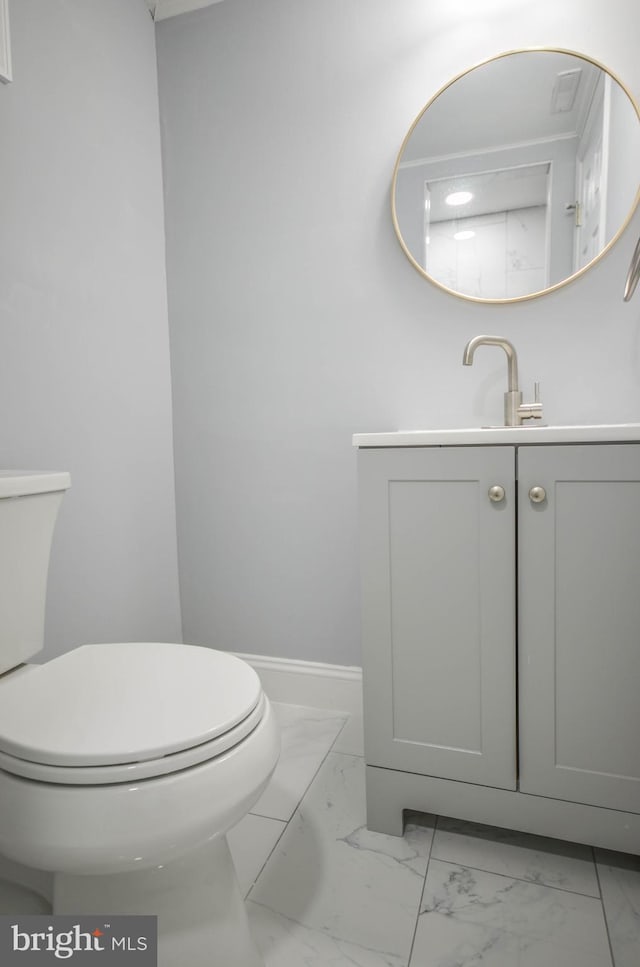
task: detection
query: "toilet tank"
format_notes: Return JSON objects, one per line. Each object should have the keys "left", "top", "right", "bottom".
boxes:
{"left": 0, "top": 471, "right": 71, "bottom": 675}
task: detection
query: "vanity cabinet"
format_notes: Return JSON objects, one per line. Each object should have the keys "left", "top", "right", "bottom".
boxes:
{"left": 359, "top": 446, "right": 517, "bottom": 788}
{"left": 518, "top": 444, "right": 640, "bottom": 814}
{"left": 358, "top": 440, "right": 640, "bottom": 853}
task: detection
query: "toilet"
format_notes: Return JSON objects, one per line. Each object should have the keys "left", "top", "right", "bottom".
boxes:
{"left": 0, "top": 471, "right": 279, "bottom": 967}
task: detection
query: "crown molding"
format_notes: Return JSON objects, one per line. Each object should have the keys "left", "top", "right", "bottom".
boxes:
{"left": 147, "top": 0, "right": 224, "bottom": 22}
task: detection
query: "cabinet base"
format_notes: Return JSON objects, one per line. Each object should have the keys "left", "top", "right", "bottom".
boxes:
{"left": 366, "top": 765, "right": 640, "bottom": 855}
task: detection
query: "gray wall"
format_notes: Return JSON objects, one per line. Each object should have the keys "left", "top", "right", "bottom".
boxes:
{"left": 157, "top": 0, "right": 639, "bottom": 668}
{"left": 0, "top": 0, "right": 182, "bottom": 658}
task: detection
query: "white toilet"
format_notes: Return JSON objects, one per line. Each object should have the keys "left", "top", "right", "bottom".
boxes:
{"left": 0, "top": 471, "right": 279, "bottom": 967}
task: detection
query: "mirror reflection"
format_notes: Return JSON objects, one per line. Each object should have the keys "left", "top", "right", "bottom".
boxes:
{"left": 392, "top": 49, "right": 640, "bottom": 303}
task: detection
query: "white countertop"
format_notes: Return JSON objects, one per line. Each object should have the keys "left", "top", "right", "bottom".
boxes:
{"left": 352, "top": 424, "right": 640, "bottom": 447}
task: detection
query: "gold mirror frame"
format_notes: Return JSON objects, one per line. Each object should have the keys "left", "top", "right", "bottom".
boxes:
{"left": 392, "top": 48, "right": 640, "bottom": 304}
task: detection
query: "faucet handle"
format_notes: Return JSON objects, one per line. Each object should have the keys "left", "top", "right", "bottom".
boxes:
{"left": 518, "top": 381, "right": 543, "bottom": 422}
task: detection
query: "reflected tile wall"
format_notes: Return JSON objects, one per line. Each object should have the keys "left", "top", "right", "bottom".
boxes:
{"left": 428, "top": 205, "right": 547, "bottom": 299}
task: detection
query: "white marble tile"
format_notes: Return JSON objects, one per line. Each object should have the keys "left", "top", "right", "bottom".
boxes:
{"left": 432, "top": 817, "right": 599, "bottom": 896}
{"left": 506, "top": 266, "right": 546, "bottom": 298}
{"left": 251, "top": 703, "right": 346, "bottom": 821}
{"left": 246, "top": 901, "right": 406, "bottom": 967}
{"left": 332, "top": 712, "right": 364, "bottom": 756}
{"left": 226, "top": 813, "right": 286, "bottom": 898}
{"left": 595, "top": 848, "right": 640, "bottom": 967}
{"left": 249, "top": 753, "right": 434, "bottom": 963}
{"left": 410, "top": 860, "right": 612, "bottom": 967}
{"left": 506, "top": 205, "right": 546, "bottom": 271}
{"left": 458, "top": 217, "right": 508, "bottom": 299}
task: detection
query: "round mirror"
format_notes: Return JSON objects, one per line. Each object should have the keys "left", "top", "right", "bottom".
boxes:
{"left": 392, "top": 49, "right": 640, "bottom": 303}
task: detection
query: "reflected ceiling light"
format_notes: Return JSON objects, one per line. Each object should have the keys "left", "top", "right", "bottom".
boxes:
{"left": 445, "top": 190, "right": 473, "bottom": 206}
{"left": 454, "top": 230, "right": 475, "bottom": 241}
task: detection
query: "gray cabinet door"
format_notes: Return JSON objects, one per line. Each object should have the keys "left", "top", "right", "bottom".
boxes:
{"left": 359, "top": 446, "right": 516, "bottom": 789}
{"left": 519, "top": 444, "right": 640, "bottom": 812}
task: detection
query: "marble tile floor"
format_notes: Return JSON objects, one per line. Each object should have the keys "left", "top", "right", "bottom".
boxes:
{"left": 229, "top": 702, "right": 640, "bottom": 967}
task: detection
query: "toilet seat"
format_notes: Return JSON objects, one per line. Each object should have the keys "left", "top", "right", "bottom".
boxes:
{"left": 0, "top": 642, "right": 265, "bottom": 785}
{"left": 0, "top": 693, "right": 267, "bottom": 785}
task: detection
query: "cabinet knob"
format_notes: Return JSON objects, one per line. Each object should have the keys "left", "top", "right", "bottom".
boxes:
{"left": 529, "top": 485, "right": 547, "bottom": 503}
{"left": 488, "top": 485, "right": 506, "bottom": 502}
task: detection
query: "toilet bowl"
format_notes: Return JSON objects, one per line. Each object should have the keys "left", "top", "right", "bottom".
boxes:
{"left": 0, "top": 642, "right": 279, "bottom": 966}
{"left": 0, "top": 473, "right": 279, "bottom": 966}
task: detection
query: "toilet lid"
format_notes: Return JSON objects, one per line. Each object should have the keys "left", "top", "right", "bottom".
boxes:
{"left": 0, "top": 642, "right": 262, "bottom": 768}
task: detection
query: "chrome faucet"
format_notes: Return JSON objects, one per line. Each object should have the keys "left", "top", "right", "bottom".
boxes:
{"left": 462, "top": 335, "right": 543, "bottom": 427}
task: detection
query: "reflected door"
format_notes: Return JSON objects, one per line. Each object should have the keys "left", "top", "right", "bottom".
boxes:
{"left": 575, "top": 74, "right": 607, "bottom": 269}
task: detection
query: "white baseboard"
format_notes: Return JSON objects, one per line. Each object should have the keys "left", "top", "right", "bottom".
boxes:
{"left": 234, "top": 652, "right": 363, "bottom": 718}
